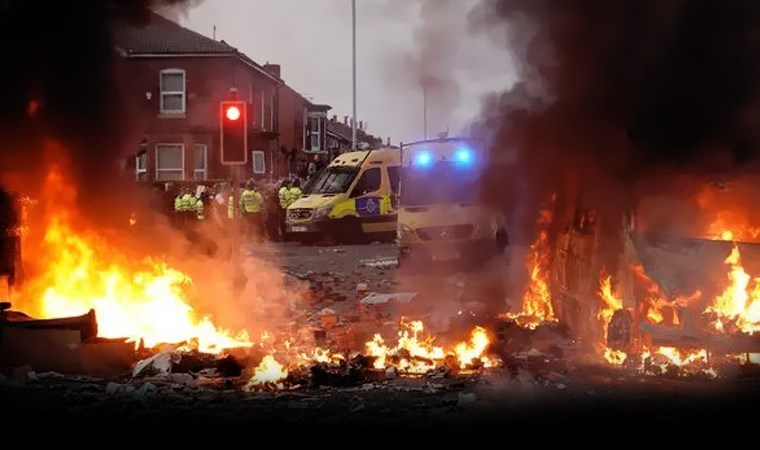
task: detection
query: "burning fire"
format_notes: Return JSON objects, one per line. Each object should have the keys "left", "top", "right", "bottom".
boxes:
{"left": 365, "top": 320, "right": 496, "bottom": 374}
{"left": 598, "top": 275, "right": 626, "bottom": 365}
{"left": 697, "top": 185, "right": 760, "bottom": 242}
{"left": 502, "top": 209, "right": 557, "bottom": 329}
{"left": 19, "top": 166, "right": 251, "bottom": 354}
{"left": 245, "top": 355, "right": 288, "bottom": 391}
{"left": 632, "top": 265, "right": 682, "bottom": 326}
{"left": 704, "top": 245, "right": 760, "bottom": 335}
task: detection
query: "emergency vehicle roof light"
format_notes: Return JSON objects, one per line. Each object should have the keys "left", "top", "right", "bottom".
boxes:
{"left": 456, "top": 147, "right": 472, "bottom": 163}
{"left": 415, "top": 151, "right": 432, "bottom": 166}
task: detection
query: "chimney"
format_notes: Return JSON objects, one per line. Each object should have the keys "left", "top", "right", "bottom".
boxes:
{"left": 386, "top": 137, "right": 390, "bottom": 146}
{"left": 332, "top": 115, "right": 337, "bottom": 122}
{"left": 359, "top": 120, "right": 364, "bottom": 131}
{"left": 263, "top": 63, "right": 281, "bottom": 79}
{"left": 343, "top": 116, "right": 348, "bottom": 125}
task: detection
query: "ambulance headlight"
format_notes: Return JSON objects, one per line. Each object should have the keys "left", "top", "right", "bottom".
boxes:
{"left": 314, "top": 206, "right": 332, "bottom": 220}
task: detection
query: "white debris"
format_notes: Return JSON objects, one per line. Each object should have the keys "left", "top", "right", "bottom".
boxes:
{"left": 457, "top": 392, "right": 478, "bottom": 409}
{"left": 132, "top": 382, "right": 158, "bottom": 399}
{"left": 27, "top": 371, "right": 38, "bottom": 381}
{"left": 132, "top": 351, "right": 180, "bottom": 378}
{"left": 170, "top": 373, "right": 195, "bottom": 387}
{"left": 36, "top": 371, "right": 64, "bottom": 379}
{"left": 106, "top": 382, "right": 126, "bottom": 395}
{"left": 556, "top": 383, "right": 567, "bottom": 390}
{"left": 384, "top": 366, "right": 397, "bottom": 380}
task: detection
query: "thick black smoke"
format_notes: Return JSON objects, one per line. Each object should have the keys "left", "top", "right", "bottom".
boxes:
{"left": 0, "top": 0, "right": 196, "bottom": 223}
{"left": 472, "top": 0, "right": 760, "bottom": 247}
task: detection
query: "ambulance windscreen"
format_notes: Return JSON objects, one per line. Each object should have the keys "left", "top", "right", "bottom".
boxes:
{"left": 309, "top": 166, "right": 359, "bottom": 194}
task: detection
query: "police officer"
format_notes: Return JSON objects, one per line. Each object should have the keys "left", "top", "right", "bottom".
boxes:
{"left": 287, "top": 178, "right": 303, "bottom": 206}
{"left": 174, "top": 187, "right": 195, "bottom": 228}
{"left": 240, "top": 180, "right": 263, "bottom": 239}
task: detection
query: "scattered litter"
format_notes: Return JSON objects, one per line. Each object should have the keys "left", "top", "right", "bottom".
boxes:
{"left": 350, "top": 403, "right": 366, "bottom": 413}
{"left": 132, "top": 351, "right": 180, "bottom": 378}
{"left": 456, "top": 392, "right": 477, "bottom": 408}
{"left": 132, "top": 382, "right": 158, "bottom": 399}
{"left": 106, "top": 382, "right": 126, "bottom": 395}
{"left": 287, "top": 401, "right": 310, "bottom": 409}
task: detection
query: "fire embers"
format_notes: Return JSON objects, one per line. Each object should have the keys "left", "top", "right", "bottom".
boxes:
{"left": 243, "top": 320, "right": 500, "bottom": 392}
{"left": 16, "top": 166, "right": 252, "bottom": 354}
{"left": 501, "top": 208, "right": 558, "bottom": 329}
{"left": 703, "top": 245, "right": 760, "bottom": 335}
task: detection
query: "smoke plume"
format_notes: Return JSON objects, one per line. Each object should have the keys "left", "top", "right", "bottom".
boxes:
{"left": 0, "top": 0, "right": 198, "bottom": 223}
{"left": 380, "top": 0, "right": 512, "bottom": 140}
{"left": 471, "top": 0, "right": 760, "bottom": 247}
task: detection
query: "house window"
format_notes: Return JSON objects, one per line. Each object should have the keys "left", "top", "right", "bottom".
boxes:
{"left": 310, "top": 117, "right": 320, "bottom": 150}
{"left": 135, "top": 149, "right": 148, "bottom": 182}
{"left": 155, "top": 144, "right": 184, "bottom": 181}
{"left": 193, "top": 144, "right": 207, "bottom": 180}
{"left": 252, "top": 150, "right": 266, "bottom": 174}
{"left": 159, "top": 69, "right": 186, "bottom": 113}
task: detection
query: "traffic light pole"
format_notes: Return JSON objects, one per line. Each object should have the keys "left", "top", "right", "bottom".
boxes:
{"left": 230, "top": 164, "right": 246, "bottom": 296}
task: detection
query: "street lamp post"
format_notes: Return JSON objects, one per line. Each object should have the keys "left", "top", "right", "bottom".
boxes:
{"left": 423, "top": 85, "right": 428, "bottom": 140}
{"left": 351, "top": 0, "right": 358, "bottom": 151}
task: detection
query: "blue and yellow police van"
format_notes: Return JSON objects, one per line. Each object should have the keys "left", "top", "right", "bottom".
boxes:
{"left": 286, "top": 148, "right": 401, "bottom": 243}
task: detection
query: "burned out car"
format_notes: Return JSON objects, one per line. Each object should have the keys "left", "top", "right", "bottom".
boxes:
{"left": 548, "top": 175, "right": 760, "bottom": 364}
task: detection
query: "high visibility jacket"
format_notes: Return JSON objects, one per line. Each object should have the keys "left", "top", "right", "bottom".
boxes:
{"left": 278, "top": 187, "right": 289, "bottom": 208}
{"left": 174, "top": 194, "right": 195, "bottom": 212}
{"left": 286, "top": 187, "right": 303, "bottom": 207}
{"left": 194, "top": 198, "right": 205, "bottom": 220}
{"left": 240, "top": 189, "right": 262, "bottom": 213}
{"left": 227, "top": 195, "right": 235, "bottom": 219}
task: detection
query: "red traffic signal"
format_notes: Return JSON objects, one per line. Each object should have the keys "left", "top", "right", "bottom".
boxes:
{"left": 220, "top": 101, "right": 247, "bottom": 165}
{"left": 225, "top": 105, "right": 241, "bottom": 121}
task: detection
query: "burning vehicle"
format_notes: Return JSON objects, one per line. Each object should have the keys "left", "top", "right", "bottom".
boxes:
{"left": 540, "top": 172, "right": 760, "bottom": 373}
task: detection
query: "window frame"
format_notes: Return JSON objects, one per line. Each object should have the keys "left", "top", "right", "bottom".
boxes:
{"left": 135, "top": 143, "right": 148, "bottom": 182}
{"left": 252, "top": 150, "right": 266, "bottom": 174}
{"left": 159, "top": 68, "right": 186, "bottom": 114}
{"left": 193, "top": 144, "right": 208, "bottom": 180}
{"left": 350, "top": 167, "right": 381, "bottom": 198}
{"left": 155, "top": 143, "right": 185, "bottom": 181}
{"left": 310, "top": 116, "right": 321, "bottom": 151}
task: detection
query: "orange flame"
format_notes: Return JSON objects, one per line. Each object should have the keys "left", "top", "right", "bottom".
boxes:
{"left": 632, "top": 265, "right": 680, "bottom": 326}
{"left": 704, "top": 245, "right": 760, "bottom": 334}
{"left": 245, "top": 355, "right": 288, "bottom": 391}
{"left": 18, "top": 166, "right": 251, "bottom": 354}
{"left": 365, "top": 319, "right": 496, "bottom": 374}
{"left": 503, "top": 229, "right": 557, "bottom": 329}
{"left": 598, "top": 274, "right": 626, "bottom": 365}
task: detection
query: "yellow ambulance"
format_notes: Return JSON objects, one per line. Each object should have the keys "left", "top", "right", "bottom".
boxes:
{"left": 396, "top": 137, "right": 508, "bottom": 267}
{"left": 286, "top": 148, "right": 401, "bottom": 243}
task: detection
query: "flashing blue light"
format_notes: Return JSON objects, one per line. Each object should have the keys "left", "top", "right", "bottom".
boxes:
{"left": 415, "top": 151, "right": 432, "bottom": 166}
{"left": 456, "top": 148, "right": 472, "bottom": 163}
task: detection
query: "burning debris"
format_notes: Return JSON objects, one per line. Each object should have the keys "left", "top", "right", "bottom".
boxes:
{"left": 501, "top": 208, "right": 558, "bottom": 329}
{"left": 14, "top": 166, "right": 252, "bottom": 354}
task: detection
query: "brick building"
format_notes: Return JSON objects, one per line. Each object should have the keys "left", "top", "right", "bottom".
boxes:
{"left": 113, "top": 13, "right": 333, "bottom": 183}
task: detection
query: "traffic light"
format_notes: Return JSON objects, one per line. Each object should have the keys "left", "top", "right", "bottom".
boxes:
{"left": 220, "top": 100, "right": 248, "bottom": 165}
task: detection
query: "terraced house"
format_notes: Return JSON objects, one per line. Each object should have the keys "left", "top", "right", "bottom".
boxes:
{"left": 113, "top": 12, "right": 333, "bottom": 183}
